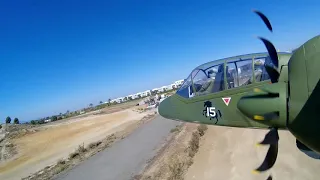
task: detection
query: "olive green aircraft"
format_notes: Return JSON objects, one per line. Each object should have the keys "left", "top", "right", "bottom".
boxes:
{"left": 158, "top": 10, "right": 320, "bottom": 180}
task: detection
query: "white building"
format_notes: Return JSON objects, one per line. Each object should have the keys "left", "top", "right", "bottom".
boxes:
{"left": 127, "top": 94, "right": 135, "bottom": 100}
{"left": 170, "top": 83, "right": 177, "bottom": 89}
{"left": 106, "top": 79, "right": 184, "bottom": 104}
{"left": 160, "top": 85, "right": 175, "bottom": 92}
{"left": 166, "top": 84, "right": 174, "bottom": 90}
{"left": 133, "top": 93, "right": 140, "bottom": 99}
{"left": 141, "top": 90, "right": 151, "bottom": 97}
{"left": 111, "top": 97, "right": 124, "bottom": 103}
{"left": 159, "top": 86, "right": 167, "bottom": 92}
{"left": 152, "top": 87, "right": 161, "bottom": 92}
{"left": 174, "top": 79, "right": 184, "bottom": 87}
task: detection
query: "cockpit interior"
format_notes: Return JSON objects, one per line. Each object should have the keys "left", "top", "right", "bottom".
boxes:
{"left": 176, "top": 53, "right": 285, "bottom": 99}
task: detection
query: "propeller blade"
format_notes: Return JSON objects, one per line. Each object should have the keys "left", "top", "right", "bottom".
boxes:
{"left": 258, "top": 128, "right": 279, "bottom": 145}
{"left": 258, "top": 37, "right": 279, "bottom": 68}
{"left": 253, "top": 10, "right": 273, "bottom": 32}
{"left": 254, "top": 128, "right": 279, "bottom": 173}
{"left": 266, "top": 175, "right": 273, "bottom": 180}
{"left": 265, "top": 65, "right": 280, "bottom": 83}
{"left": 254, "top": 143, "right": 278, "bottom": 172}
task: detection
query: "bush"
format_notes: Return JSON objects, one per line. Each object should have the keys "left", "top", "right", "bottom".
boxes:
{"left": 188, "top": 131, "right": 200, "bottom": 157}
{"left": 6, "top": 116, "right": 11, "bottom": 124}
{"left": 88, "top": 141, "right": 102, "bottom": 149}
{"left": 69, "top": 152, "right": 79, "bottom": 159}
{"left": 77, "top": 144, "right": 87, "bottom": 153}
{"left": 170, "top": 125, "right": 182, "bottom": 133}
{"left": 38, "top": 120, "right": 45, "bottom": 124}
{"left": 57, "top": 159, "right": 66, "bottom": 165}
{"left": 197, "top": 124, "right": 208, "bottom": 136}
{"left": 168, "top": 158, "right": 185, "bottom": 180}
{"left": 51, "top": 116, "right": 57, "bottom": 121}
{"left": 14, "top": 118, "right": 20, "bottom": 124}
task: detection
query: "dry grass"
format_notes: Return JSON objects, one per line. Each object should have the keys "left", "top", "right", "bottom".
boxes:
{"left": 188, "top": 132, "right": 200, "bottom": 158}
{"left": 167, "top": 158, "right": 186, "bottom": 180}
{"left": 188, "top": 124, "right": 207, "bottom": 158}
{"left": 23, "top": 113, "right": 156, "bottom": 180}
{"left": 137, "top": 124, "right": 207, "bottom": 180}
{"left": 169, "top": 124, "right": 207, "bottom": 179}
{"left": 197, "top": 124, "right": 208, "bottom": 137}
{"left": 170, "top": 125, "right": 182, "bottom": 133}
{"left": 88, "top": 141, "right": 102, "bottom": 149}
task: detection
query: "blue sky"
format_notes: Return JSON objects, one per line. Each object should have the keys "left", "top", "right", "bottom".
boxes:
{"left": 0, "top": 0, "right": 319, "bottom": 122}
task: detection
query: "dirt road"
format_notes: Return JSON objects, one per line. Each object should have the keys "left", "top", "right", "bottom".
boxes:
{"left": 185, "top": 126, "right": 320, "bottom": 180}
{"left": 0, "top": 109, "right": 149, "bottom": 180}
{"left": 55, "top": 116, "right": 180, "bottom": 180}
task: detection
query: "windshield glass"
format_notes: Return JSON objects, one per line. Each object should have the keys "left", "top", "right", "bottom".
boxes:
{"left": 176, "top": 74, "right": 194, "bottom": 98}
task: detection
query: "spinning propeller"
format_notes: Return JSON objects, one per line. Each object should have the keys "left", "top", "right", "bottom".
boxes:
{"left": 251, "top": 10, "right": 281, "bottom": 180}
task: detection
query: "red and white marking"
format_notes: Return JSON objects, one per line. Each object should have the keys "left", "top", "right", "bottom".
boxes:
{"left": 222, "top": 97, "right": 231, "bottom": 106}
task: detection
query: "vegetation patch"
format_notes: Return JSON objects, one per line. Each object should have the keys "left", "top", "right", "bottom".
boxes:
{"left": 22, "top": 113, "right": 156, "bottom": 180}
{"left": 170, "top": 124, "right": 183, "bottom": 133}
{"left": 136, "top": 123, "right": 208, "bottom": 180}
{"left": 197, "top": 124, "right": 208, "bottom": 137}
{"left": 167, "top": 124, "right": 207, "bottom": 179}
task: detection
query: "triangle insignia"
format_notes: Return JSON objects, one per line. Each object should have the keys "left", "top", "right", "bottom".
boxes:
{"left": 222, "top": 97, "right": 231, "bottom": 106}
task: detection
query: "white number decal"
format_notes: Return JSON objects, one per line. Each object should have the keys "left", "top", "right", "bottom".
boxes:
{"left": 206, "top": 107, "right": 216, "bottom": 117}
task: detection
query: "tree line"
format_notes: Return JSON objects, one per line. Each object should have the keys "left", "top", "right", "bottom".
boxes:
{"left": 5, "top": 116, "right": 20, "bottom": 124}
{"left": 2, "top": 86, "right": 179, "bottom": 126}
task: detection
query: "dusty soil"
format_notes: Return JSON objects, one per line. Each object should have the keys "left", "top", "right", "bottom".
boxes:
{"left": 24, "top": 113, "right": 157, "bottom": 180}
{"left": 0, "top": 106, "right": 153, "bottom": 180}
{"left": 185, "top": 126, "right": 320, "bottom": 180}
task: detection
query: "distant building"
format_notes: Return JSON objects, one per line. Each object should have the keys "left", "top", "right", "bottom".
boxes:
{"left": 134, "top": 93, "right": 142, "bottom": 99}
{"left": 174, "top": 79, "right": 184, "bottom": 88}
{"left": 127, "top": 94, "right": 135, "bottom": 100}
{"left": 170, "top": 83, "right": 177, "bottom": 89}
{"left": 159, "top": 86, "right": 167, "bottom": 92}
{"left": 111, "top": 97, "right": 124, "bottom": 103}
{"left": 141, "top": 90, "right": 151, "bottom": 97}
{"left": 152, "top": 87, "right": 162, "bottom": 94}
{"left": 108, "top": 79, "right": 184, "bottom": 104}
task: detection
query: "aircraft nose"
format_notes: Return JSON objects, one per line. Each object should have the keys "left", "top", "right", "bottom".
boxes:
{"left": 158, "top": 96, "right": 174, "bottom": 119}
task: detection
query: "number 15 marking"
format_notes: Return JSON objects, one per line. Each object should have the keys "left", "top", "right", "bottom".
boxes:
{"left": 206, "top": 107, "right": 216, "bottom": 117}
{"left": 206, "top": 107, "right": 222, "bottom": 124}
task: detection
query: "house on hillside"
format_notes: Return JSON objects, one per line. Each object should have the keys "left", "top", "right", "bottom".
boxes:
{"left": 159, "top": 86, "right": 167, "bottom": 92}
{"left": 111, "top": 97, "right": 124, "bottom": 103}
{"left": 158, "top": 84, "right": 174, "bottom": 92}
{"left": 174, "top": 79, "right": 184, "bottom": 87}
{"left": 141, "top": 90, "right": 151, "bottom": 97}
{"left": 151, "top": 87, "right": 161, "bottom": 94}
{"left": 165, "top": 84, "right": 174, "bottom": 91}
{"left": 134, "top": 93, "right": 142, "bottom": 99}
{"left": 127, "top": 94, "right": 135, "bottom": 100}
{"left": 170, "top": 83, "right": 177, "bottom": 89}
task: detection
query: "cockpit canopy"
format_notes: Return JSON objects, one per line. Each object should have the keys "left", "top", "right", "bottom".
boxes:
{"left": 176, "top": 52, "right": 289, "bottom": 98}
